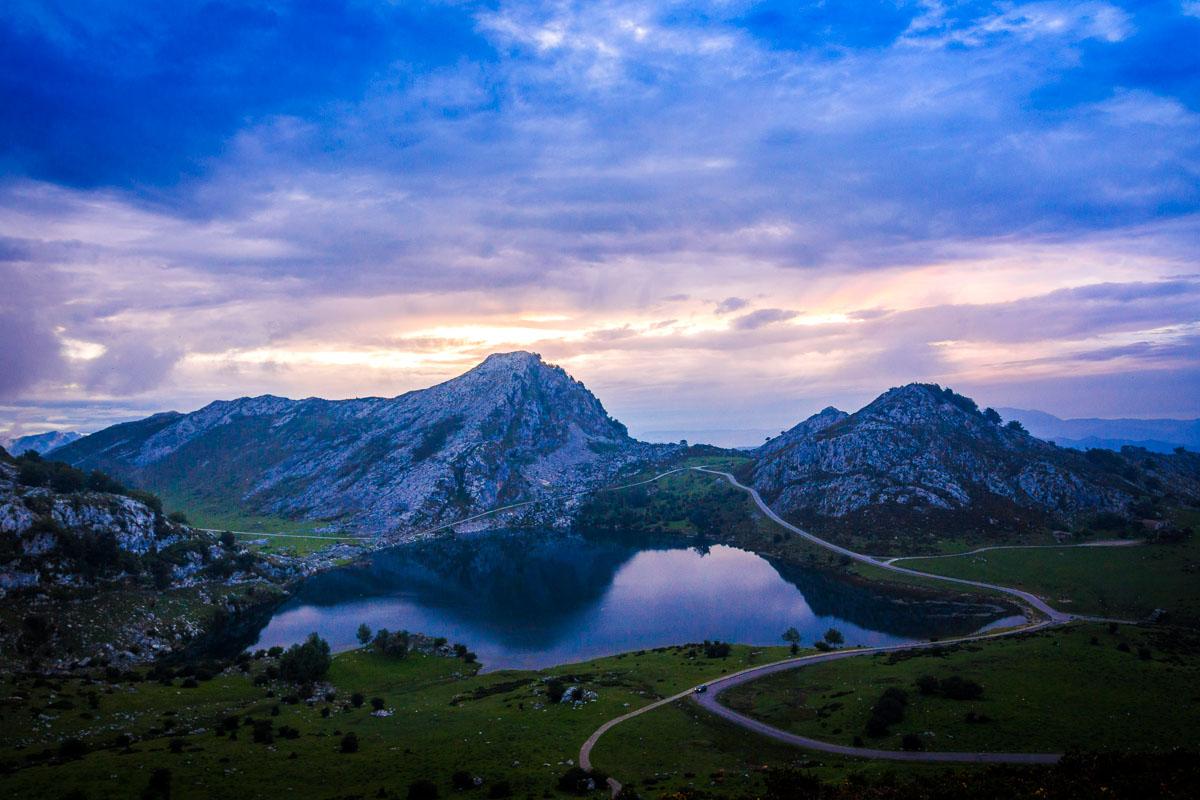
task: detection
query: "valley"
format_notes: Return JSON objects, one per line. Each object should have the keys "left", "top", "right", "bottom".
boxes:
{"left": 3, "top": 354, "right": 1199, "bottom": 799}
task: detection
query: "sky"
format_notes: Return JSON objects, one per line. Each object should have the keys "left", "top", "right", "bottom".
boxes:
{"left": 1, "top": 0, "right": 1199, "bottom": 443}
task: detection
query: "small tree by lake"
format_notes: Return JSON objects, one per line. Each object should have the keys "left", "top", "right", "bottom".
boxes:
{"left": 824, "top": 628, "right": 844, "bottom": 646}
{"left": 279, "top": 633, "right": 332, "bottom": 684}
{"left": 356, "top": 623, "right": 372, "bottom": 646}
{"left": 782, "top": 627, "right": 802, "bottom": 655}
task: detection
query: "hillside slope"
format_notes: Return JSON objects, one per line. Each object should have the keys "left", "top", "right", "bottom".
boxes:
{"left": 54, "top": 352, "right": 669, "bottom": 536}
{"left": 749, "top": 384, "right": 1200, "bottom": 549}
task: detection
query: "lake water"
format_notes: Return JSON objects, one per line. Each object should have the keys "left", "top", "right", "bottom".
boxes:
{"left": 252, "top": 531, "right": 1021, "bottom": 671}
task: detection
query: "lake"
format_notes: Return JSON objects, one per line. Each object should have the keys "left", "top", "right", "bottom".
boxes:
{"left": 252, "top": 530, "right": 1021, "bottom": 671}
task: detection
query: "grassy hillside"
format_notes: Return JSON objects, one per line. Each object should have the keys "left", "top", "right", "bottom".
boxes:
{"left": 895, "top": 511, "right": 1200, "bottom": 625}
{"left": 0, "top": 642, "right": 791, "bottom": 800}
{"left": 718, "top": 623, "right": 1197, "bottom": 755}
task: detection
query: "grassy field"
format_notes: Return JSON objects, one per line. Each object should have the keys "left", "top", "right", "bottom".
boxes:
{"left": 718, "top": 623, "right": 1199, "bottom": 754}
{"left": 0, "top": 642, "right": 793, "bottom": 800}
{"left": 896, "top": 520, "right": 1200, "bottom": 625}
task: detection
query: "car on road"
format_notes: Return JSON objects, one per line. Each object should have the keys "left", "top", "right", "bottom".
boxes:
{"left": 694, "top": 684, "right": 708, "bottom": 694}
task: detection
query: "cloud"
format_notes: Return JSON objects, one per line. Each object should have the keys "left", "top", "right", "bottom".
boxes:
{"left": 0, "top": 1, "right": 1198, "bottom": 430}
{"left": 714, "top": 297, "right": 748, "bottom": 314}
{"left": 732, "top": 308, "right": 800, "bottom": 330}
{"left": 83, "top": 338, "right": 182, "bottom": 396}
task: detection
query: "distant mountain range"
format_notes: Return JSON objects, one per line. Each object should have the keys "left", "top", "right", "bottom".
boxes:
{"left": 3, "top": 430, "right": 82, "bottom": 456}
{"left": 46, "top": 353, "right": 1200, "bottom": 544}
{"left": 998, "top": 408, "right": 1199, "bottom": 454}
{"left": 53, "top": 352, "right": 670, "bottom": 536}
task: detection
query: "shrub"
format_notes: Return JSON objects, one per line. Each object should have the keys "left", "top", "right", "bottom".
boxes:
{"left": 351, "top": 692, "right": 365, "bottom": 708}
{"left": 557, "top": 767, "right": 606, "bottom": 795}
{"left": 451, "top": 770, "right": 475, "bottom": 791}
{"left": 371, "top": 697, "right": 385, "bottom": 711}
{"left": 340, "top": 732, "right": 359, "bottom": 753}
{"left": 487, "top": 781, "right": 512, "bottom": 799}
{"left": 546, "top": 679, "right": 566, "bottom": 704}
{"left": 702, "top": 640, "right": 731, "bottom": 658}
{"left": 59, "top": 737, "right": 86, "bottom": 760}
{"left": 940, "top": 676, "right": 983, "bottom": 700}
{"left": 901, "top": 733, "right": 924, "bottom": 751}
{"left": 865, "top": 688, "right": 908, "bottom": 737}
{"left": 279, "top": 633, "right": 331, "bottom": 683}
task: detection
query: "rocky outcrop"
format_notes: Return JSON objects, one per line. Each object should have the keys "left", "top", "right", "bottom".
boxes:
{"left": 750, "top": 383, "right": 1199, "bottom": 541}
{"left": 55, "top": 352, "right": 673, "bottom": 536}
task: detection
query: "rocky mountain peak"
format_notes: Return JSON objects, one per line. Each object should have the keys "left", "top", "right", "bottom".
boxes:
{"left": 53, "top": 352, "right": 663, "bottom": 535}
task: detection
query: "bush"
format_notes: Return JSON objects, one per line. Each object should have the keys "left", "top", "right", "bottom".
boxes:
{"left": 279, "top": 633, "right": 331, "bottom": 683}
{"left": 546, "top": 679, "right": 566, "bottom": 704}
{"left": 59, "top": 737, "right": 86, "bottom": 760}
{"left": 557, "top": 767, "right": 607, "bottom": 795}
{"left": 451, "top": 770, "right": 475, "bottom": 790}
{"left": 408, "top": 779, "right": 439, "bottom": 800}
{"left": 940, "top": 676, "right": 983, "bottom": 700}
{"left": 340, "top": 732, "right": 359, "bottom": 753}
{"left": 351, "top": 692, "right": 365, "bottom": 708}
{"left": 371, "top": 697, "right": 385, "bottom": 711}
{"left": 901, "top": 733, "right": 925, "bottom": 751}
{"left": 167, "top": 510, "right": 189, "bottom": 525}
{"left": 487, "top": 781, "right": 512, "bottom": 799}
{"left": 702, "top": 640, "right": 731, "bottom": 658}
{"left": 865, "top": 688, "right": 908, "bottom": 737}
{"left": 372, "top": 628, "right": 411, "bottom": 658}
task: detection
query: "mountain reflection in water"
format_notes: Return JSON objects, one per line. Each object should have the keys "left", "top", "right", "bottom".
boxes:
{"left": 252, "top": 530, "right": 1019, "bottom": 671}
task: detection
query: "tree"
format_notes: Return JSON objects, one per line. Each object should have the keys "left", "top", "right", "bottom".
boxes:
{"left": 278, "top": 633, "right": 331, "bottom": 683}
{"left": 340, "top": 732, "right": 359, "bottom": 753}
{"left": 357, "top": 623, "right": 373, "bottom": 646}
{"left": 370, "top": 697, "right": 385, "bottom": 711}
{"left": 1005, "top": 419, "right": 1026, "bottom": 434}
{"left": 983, "top": 407, "right": 1002, "bottom": 425}
{"left": 824, "top": 628, "right": 844, "bottom": 645}
{"left": 219, "top": 531, "right": 236, "bottom": 549}
{"left": 782, "top": 627, "right": 802, "bottom": 654}
{"left": 351, "top": 692, "right": 365, "bottom": 708}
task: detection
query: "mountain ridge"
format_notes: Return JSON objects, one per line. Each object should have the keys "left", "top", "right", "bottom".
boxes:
{"left": 53, "top": 352, "right": 669, "bottom": 536}
{"left": 749, "top": 382, "right": 1200, "bottom": 550}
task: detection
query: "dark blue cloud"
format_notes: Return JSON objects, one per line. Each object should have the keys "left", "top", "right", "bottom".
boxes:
{"left": 0, "top": 0, "right": 493, "bottom": 190}
{"left": 1031, "top": 1, "right": 1200, "bottom": 111}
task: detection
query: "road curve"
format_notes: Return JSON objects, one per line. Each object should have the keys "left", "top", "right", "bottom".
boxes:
{"left": 693, "top": 467, "right": 1072, "bottom": 623}
{"left": 579, "top": 465, "right": 1129, "bottom": 776}
{"left": 691, "top": 623, "right": 1062, "bottom": 764}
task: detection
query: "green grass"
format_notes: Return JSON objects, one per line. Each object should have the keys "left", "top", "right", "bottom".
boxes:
{"left": 719, "top": 623, "right": 1200, "bottom": 754}
{"left": 0, "top": 643, "right": 792, "bottom": 800}
{"left": 896, "top": 530, "right": 1200, "bottom": 625}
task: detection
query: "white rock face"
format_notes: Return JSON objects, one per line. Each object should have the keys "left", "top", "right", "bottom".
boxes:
{"left": 55, "top": 352, "right": 673, "bottom": 536}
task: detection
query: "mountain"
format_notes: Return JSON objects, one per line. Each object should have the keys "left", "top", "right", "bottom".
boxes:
{"left": 5, "top": 430, "right": 82, "bottom": 456}
{"left": 749, "top": 383, "right": 1200, "bottom": 547}
{"left": 998, "top": 408, "right": 1200, "bottom": 453}
{"left": 53, "top": 352, "right": 668, "bottom": 536}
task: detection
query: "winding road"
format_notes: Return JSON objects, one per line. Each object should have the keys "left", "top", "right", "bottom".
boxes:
{"left": 579, "top": 465, "right": 1137, "bottom": 777}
